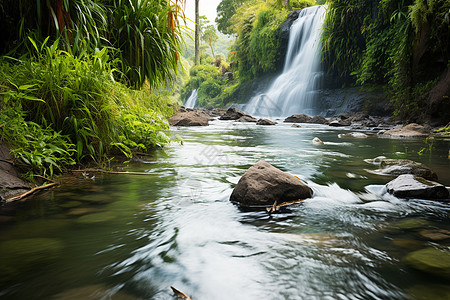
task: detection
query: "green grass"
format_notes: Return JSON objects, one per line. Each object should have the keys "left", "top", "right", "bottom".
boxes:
{"left": 0, "top": 39, "right": 175, "bottom": 176}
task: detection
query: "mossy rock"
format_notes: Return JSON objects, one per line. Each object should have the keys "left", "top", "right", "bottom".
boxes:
{"left": 408, "top": 284, "right": 450, "bottom": 300}
{"left": 59, "top": 201, "right": 83, "bottom": 208}
{"left": 405, "top": 247, "right": 450, "bottom": 280}
{"left": 395, "top": 218, "right": 431, "bottom": 230}
{"left": 51, "top": 284, "right": 139, "bottom": 300}
{"left": 0, "top": 238, "right": 64, "bottom": 284}
{"left": 76, "top": 212, "right": 116, "bottom": 224}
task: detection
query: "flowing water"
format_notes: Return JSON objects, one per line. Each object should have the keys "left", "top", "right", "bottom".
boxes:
{"left": 184, "top": 89, "right": 198, "bottom": 109}
{"left": 245, "top": 6, "right": 326, "bottom": 117}
{"left": 1, "top": 120, "right": 450, "bottom": 299}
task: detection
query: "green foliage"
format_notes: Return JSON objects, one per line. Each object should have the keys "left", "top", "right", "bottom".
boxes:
{"left": 233, "top": 1, "right": 290, "bottom": 81}
{"left": 216, "top": 0, "right": 250, "bottom": 35}
{"left": 0, "top": 103, "right": 75, "bottom": 178}
{"left": 108, "top": 0, "right": 184, "bottom": 89}
{"left": 323, "top": 0, "right": 449, "bottom": 119}
{"left": 0, "top": 40, "right": 174, "bottom": 171}
{"left": 0, "top": 0, "right": 186, "bottom": 89}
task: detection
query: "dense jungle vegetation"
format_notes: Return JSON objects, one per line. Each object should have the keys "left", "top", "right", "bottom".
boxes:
{"left": 181, "top": 0, "right": 449, "bottom": 123}
{"left": 0, "top": 0, "right": 186, "bottom": 178}
{"left": 1, "top": 0, "right": 449, "bottom": 178}
{"left": 322, "top": 0, "right": 450, "bottom": 121}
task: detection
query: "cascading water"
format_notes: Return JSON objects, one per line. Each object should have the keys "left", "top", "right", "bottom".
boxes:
{"left": 244, "top": 5, "right": 326, "bottom": 117}
{"left": 184, "top": 89, "right": 198, "bottom": 108}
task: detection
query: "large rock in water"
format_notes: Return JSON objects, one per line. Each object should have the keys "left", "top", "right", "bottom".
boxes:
{"left": 386, "top": 174, "right": 449, "bottom": 199}
{"left": 219, "top": 107, "right": 251, "bottom": 120}
{"left": 256, "top": 118, "right": 276, "bottom": 125}
{"left": 168, "top": 110, "right": 212, "bottom": 126}
{"left": 383, "top": 123, "right": 429, "bottom": 137}
{"left": 284, "top": 114, "right": 312, "bottom": 123}
{"left": 365, "top": 157, "right": 438, "bottom": 180}
{"left": 230, "top": 161, "right": 313, "bottom": 208}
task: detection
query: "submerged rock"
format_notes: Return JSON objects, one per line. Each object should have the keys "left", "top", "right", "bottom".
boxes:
{"left": 365, "top": 157, "right": 438, "bottom": 180}
{"left": 230, "top": 160, "right": 313, "bottom": 208}
{"left": 405, "top": 247, "right": 450, "bottom": 280}
{"left": 168, "top": 110, "right": 212, "bottom": 126}
{"left": 256, "top": 118, "right": 276, "bottom": 125}
{"left": 383, "top": 123, "right": 430, "bottom": 137}
{"left": 291, "top": 124, "right": 302, "bottom": 128}
{"left": 386, "top": 174, "right": 449, "bottom": 199}
{"left": 419, "top": 229, "right": 450, "bottom": 241}
{"left": 76, "top": 212, "right": 116, "bottom": 224}
{"left": 52, "top": 284, "right": 140, "bottom": 300}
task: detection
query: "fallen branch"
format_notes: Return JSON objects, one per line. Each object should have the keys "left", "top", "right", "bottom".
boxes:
{"left": 70, "top": 169, "right": 151, "bottom": 175}
{"left": 5, "top": 182, "right": 58, "bottom": 203}
{"left": 266, "top": 199, "right": 306, "bottom": 214}
{"left": 170, "top": 286, "right": 191, "bottom": 300}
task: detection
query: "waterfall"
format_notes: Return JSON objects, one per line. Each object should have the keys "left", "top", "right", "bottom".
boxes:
{"left": 184, "top": 89, "right": 198, "bottom": 109}
{"left": 244, "top": 5, "right": 326, "bottom": 117}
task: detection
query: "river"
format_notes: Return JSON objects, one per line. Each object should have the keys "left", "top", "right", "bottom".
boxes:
{"left": 1, "top": 120, "right": 449, "bottom": 299}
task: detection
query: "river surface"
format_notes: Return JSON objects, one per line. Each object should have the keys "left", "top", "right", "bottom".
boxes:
{"left": 1, "top": 120, "right": 450, "bottom": 299}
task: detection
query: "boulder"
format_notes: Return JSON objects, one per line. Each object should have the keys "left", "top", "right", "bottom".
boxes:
{"left": 329, "top": 119, "right": 351, "bottom": 127}
{"left": 230, "top": 160, "right": 313, "bottom": 208}
{"left": 168, "top": 110, "right": 212, "bottom": 126}
{"left": 365, "top": 157, "right": 438, "bottom": 180}
{"left": 219, "top": 107, "right": 251, "bottom": 120}
{"left": 309, "top": 115, "right": 329, "bottom": 124}
{"left": 284, "top": 114, "right": 312, "bottom": 123}
{"left": 236, "top": 115, "right": 257, "bottom": 123}
{"left": 383, "top": 123, "right": 430, "bottom": 137}
{"left": 386, "top": 174, "right": 449, "bottom": 199}
{"left": 0, "top": 144, "right": 31, "bottom": 200}
{"left": 256, "top": 118, "right": 276, "bottom": 125}
{"left": 312, "top": 137, "right": 324, "bottom": 145}
{"left": 291, "top": 124, "right": 302, "bottom": 128}
{"left": 405, "top": 247, "right": 450, "bottom": 280}
{"left": 209, "top": 108, "right": 227, "bottom": 117}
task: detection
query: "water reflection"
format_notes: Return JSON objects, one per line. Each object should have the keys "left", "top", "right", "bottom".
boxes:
{"left": 1, "top": 121, "right": 449, "bottom": 299}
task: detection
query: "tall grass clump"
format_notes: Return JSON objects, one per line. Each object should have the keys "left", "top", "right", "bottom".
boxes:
{"left": 0, "top": 39, "right": 173, "bottom": 173}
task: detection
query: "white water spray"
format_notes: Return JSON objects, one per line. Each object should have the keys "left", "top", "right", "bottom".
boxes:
{"left": 245, "top": 6, "right": 326, "bottom": 117}
{"left": 184, "top": 89, "right": 198, "bottom": 109}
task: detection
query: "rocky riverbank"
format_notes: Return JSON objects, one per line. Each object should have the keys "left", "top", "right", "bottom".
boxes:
{"left": 170, "top": 106, "right": 449, "bottom": 139}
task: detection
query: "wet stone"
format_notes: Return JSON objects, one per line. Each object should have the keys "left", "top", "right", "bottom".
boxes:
{"left": 76, "top": 212, "right": 116, "bottom": 224}
{"left": 386, "top": 174, "right": 449, "bottom": 200}
{"left": 419, "top": 229, "right": 450, "bottom": 241}
{"left": 405, "top": 247, "right": 450, "bottom": 280}
{"left": 58, "top": 201, "right": 83, "bottom": 208}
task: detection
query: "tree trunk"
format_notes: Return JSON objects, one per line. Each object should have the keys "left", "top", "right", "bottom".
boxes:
{"left": 194, "top": 0, "right": 200, "bottom": 65}
{"left": 209, "top": 38, "right": 215, "bottom": 58}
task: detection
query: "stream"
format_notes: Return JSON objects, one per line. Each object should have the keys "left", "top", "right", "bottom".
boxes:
{"left": 1, "top": 120, "right": 450, "bottom": 299}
